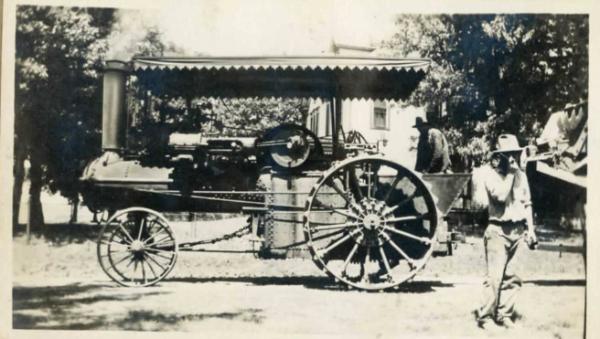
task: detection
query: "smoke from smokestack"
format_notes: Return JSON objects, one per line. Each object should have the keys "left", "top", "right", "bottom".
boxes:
{"left": 105, "top": 9, "right": 163, "bottom": 60}
{"left": 102, "top": 2, "right": 402, "bottom": 59}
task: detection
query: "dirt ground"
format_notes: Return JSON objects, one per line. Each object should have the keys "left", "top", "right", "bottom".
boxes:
{"left": 12, "top": 210, "right": 586, "bottom": 338}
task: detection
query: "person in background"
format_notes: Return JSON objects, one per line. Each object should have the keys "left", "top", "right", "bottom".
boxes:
{"left": 413, "top": 117, "right": 452, "bottom": 173}
{"left": 471, "top": 134, "right": 538, "bottom": 330}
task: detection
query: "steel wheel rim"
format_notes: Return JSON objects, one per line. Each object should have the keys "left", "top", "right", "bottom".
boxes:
{"left": 303, "top": 156, "right": 438, "bottom": 291}
{"left": 97, "top": 207, "right": 178, "bottom": 287}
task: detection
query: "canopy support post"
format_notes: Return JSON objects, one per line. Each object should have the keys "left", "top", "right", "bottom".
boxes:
{"left": 332, "top": 83, "right": 343, "bottom": 159}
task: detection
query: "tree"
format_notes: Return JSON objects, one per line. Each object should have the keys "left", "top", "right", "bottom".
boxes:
{"left": 381, "top": 14, "right": 588, "bottom": 170}
{"left": 128, "top": 95, "right": 308, "bottom": 159}
{"left": 14, "top": 6, "right": 116, "bottom": 228}
{"left": 201, "top": 98, "right": 308, "bottom": 137}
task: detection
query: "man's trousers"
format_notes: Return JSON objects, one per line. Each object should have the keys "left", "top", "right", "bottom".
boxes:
{"left": 476, "top": 222, "right": 525, "bottom": 322}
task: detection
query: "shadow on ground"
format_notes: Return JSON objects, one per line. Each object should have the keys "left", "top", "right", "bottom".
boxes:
{"left": 12, "top": 278, "right": 450, "bottom": 330}
{"left": 14, "top": 308, "right": 265, "bottom": 331}
{"left": 12, "top": 277, "right": 583, "bottom": 331}
{"left": 166, "top": 275, "right": 454, "bottom": 293}
{"left": 13, "top": 283, "right": 166, "bottom": 311}
{"left": 13, "top": 282, "right": 264, "bottom": 330}
{"left": 13, "top": 282, "right": 163, "bottom": 329}
{"left": 526, "top": 279, "right": 585, "bottom": 286}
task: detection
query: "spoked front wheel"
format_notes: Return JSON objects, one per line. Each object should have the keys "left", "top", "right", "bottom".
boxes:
{"left": 97, "top": 207, "right": 178, "bottom": 287}
{"left": 304, "top": 156, "right": 438, "bottom": 291}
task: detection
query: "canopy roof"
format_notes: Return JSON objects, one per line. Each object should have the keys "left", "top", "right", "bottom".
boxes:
{"left": 130, "top": 56, "right": 430, "bottom": 100}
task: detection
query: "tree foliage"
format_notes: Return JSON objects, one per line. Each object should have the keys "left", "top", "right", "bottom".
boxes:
{"left": 128, "top": 95, "right": 308, "bottom": 159}
{"left": 15, "top": 6, "right": 117, "bottom": 226}
{"left": 15, "top": 7, "right": 183, "bottom": 215}
{"left": 127, "top": 77, "right": 308, "bottom": 144}
{"left": 381, "top": 14, "right": 588, "bottom": 169}
{"left": 208, "top": 98, "right": 307, "bottom": 137}
{"left": 16, "top": 6, "right": 116, "bottom": 195}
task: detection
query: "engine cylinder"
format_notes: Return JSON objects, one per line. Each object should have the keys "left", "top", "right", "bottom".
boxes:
{"left": 101, "top": 60, "right": 130, "bottom": 152}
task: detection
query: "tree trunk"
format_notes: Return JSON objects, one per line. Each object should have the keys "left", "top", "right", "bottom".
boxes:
{"left": 27, "top": 155, "right": 45, "bottom": 231}
{"left": 69, "top": 195, "right": 79, "bottom": 224}
{"left": 12, "top": 144, "right": 26, "bottom": 227}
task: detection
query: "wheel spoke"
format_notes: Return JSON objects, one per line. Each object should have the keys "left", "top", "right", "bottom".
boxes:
{"left": 126, "top": 255, "right": 136, "bottom": 268}
{"left": 373, "top": 172, "right": 380, "bottom": 201}
{"left": 142, "top": 227, "right": 167, "bottom": 245}
{"left": 360, "top": 246, "right": 371, "bottom": 283}
{"left": 144, "top": 251, "right": 167, "bottom": 271}
{"left": 104, "top": 249, "right": 130, "bottom": 255}
{"left": 318, "top": 229, "right": 361, "bottom": 257}
{"left": 101, "top": 241, "right": 130, "bottom": 248}
{"left": 312, "top": 221, "right": 362, "bottom": 232}
{"left": 348, "top": 167, "right": 364, "bottom": 200}
{"left": 378, "top": 242, "right": 393, "bottom": 275}
{"left": 341, "top": 238, "right": 361, "bottom": 275}
{"left": 326, "top": 177, "right": 356, "bottom": 207}
{"left": 145, "top": 248, "right": 175, "bottom": 258}
{"left": 383, "top": 192, "right": 418, "bottom": 216}
{"left": 383, "top": 174, "right": 402, "bottom": 203}
{"left": 380, "top": 232, "right": 416, "bottom": 267}
{"left": 110, "top": 234, "right": 129, "bottom": 244}
{"left": 148, "top": 236, "right": 175, "bottom": 248}
{"left": 152, "top": 242, "right": 176, "bottom": 250}
{"left": 137, "top": 217, "right": 146, "bottom": 241}
{"left": 111, "top": 252, "right": 134, "bottom": 268}
{"left": 150, "top": 219, "right": 162, "bottom": 235}
{"left": 133, "top": 257, "right": 139, "bottom": 278}
{"left": 104, "top": 230, "right": 129, "bottom": 245}
{"left": 309, "top": 228, "right": 347, "bottom": 243}
{"left": 141, "top": 259, "right": 147, "bottom": 284}
{"left": 382, "top": 225, "right": 432, "bottom": 244}
{"left": 144, "top": 218, "right": 155, "bottom": 232}
{"left": 311, "top": 197, "right": 361, "bottom": 220}
{"left": 117, "top": 224, "right": 135, "bottom": 243}
{"left": 143, "top": 254, "right": 159, "bottom": 279}
{"left": 145, "top": 252, "right": 175, "bottom": 264}
{"left": 151, "top": 234, "right": 172, "bottom": 244}
{"left": 385, "top": 215, "right": 424, "bottom": 223}
{"left": 306, "top": 220, "right": 349, "bottom": 226}
{"left": 367, "top": 163, "right": 372, "bottom": 199}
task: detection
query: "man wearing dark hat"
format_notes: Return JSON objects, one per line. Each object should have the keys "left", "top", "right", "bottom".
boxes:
{"left": 472, "top": 134, "right": 537, "bottom": 330}
{"left": 413, "top": 117, "right": 451, "bottom": 173}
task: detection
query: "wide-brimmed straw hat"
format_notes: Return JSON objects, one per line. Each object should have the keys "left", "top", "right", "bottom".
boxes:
{"left": 491, "top": 134, "right": 524, "bottom": 154}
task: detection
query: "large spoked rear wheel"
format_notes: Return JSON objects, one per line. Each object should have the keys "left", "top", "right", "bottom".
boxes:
{"left": 97, "top": 207, "right": 178, "bottom": 287}
{"left": 304, "top": 156, "right": 438, "bottom": 291}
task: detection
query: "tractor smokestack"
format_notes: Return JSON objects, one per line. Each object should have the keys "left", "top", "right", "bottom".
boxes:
{"left": 101, "top": 60, "right": 129, "bottom": 152}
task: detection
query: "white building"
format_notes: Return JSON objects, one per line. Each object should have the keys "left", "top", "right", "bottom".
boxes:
{"left": 308, "top": 42, "right": 428, "bottom": 168}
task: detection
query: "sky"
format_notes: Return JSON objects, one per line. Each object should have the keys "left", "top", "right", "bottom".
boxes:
{"left": 107, "top": 0, "right": 404, "bottom": 58}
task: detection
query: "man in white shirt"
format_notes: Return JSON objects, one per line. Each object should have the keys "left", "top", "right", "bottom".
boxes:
{"left": 471, "top": 134, "right": 537, "bottom": 330}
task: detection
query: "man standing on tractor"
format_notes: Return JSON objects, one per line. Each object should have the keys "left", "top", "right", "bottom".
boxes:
{"left": 471, "top": 134, "right": 538, "bottom": 330}
{"left": 413, "top": 117, "right": 452, "bottom": 173}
